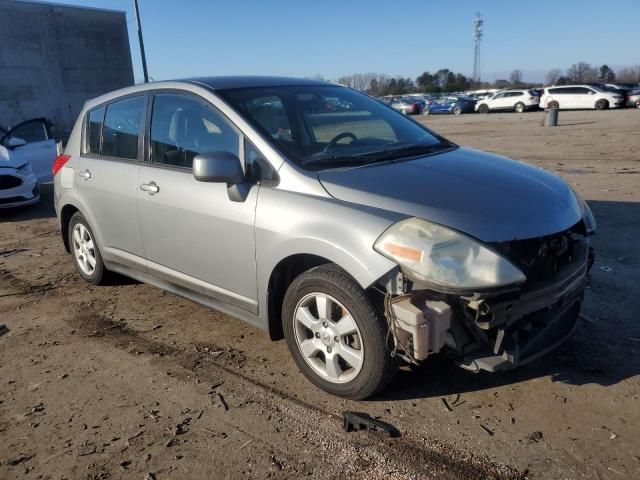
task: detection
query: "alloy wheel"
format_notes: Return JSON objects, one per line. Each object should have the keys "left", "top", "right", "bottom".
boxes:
{"left": 293, "top": 292, "right": 364, "bottom": 384}
{"left": 72, "top": 223, "right": 97, "bottom": 276}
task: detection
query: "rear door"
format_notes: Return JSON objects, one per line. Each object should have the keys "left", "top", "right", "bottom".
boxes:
{"left": 76, "top": 95, "right": 148, "bottom": 271}
{"left": 1, "top": 118, "right": 57, "bottom": 182}
{"left": 136, "top": 91, "right": 259, "bottom": 313}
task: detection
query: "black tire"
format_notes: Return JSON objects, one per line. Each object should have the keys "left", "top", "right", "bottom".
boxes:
{"left": 595, "top": 99, "right": 609, "bottom": 110}
{"left": 452, "top": 106, "right": 462, "bottom": 115}
{"left": 478, "top": 104, "right": 489, "bottom": 114}
{"left": 548, "top": 100, "right": 559, "bottom": 109}
{"left": 282, "top": 264, "right": 398, "bottom": 399}
{"left": 514, "top": 102, "right": 526, "bottom": 113}
{"left": 68, "top": 212, "right": 111, "bottom": 285}
{"left": 636, "top": 100, "right": 640, "bottom": 109}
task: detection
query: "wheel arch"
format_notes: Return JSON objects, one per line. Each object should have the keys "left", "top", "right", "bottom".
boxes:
{"left": 266, "top": 253, "right": 334, "bottom": 340}
{"left": 60, "top": 203, "right": 80, "bottom": 252}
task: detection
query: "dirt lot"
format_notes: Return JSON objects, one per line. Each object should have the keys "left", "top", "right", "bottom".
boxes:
{"left": 1, "top": 109, "right": 639, "bottom": 480}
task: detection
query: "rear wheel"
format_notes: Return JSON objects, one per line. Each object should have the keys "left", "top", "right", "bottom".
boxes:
{"left": 478, "top": 104, "right": 489, "bottom": 114}
{"left": 635, "top": 99, "right": 640, "bottom": 109}
{"left": 548, "top": 100, "right": 559, "bottom": 109}
{"left": 424, "top": 107, "right": 430, "bottom": 115}
{"left": 514, "top": 102, "right": 526, "bottom": 113}
{"left": 452, "top": 106, "right": 462, "bottom": 115}
{"left": 595, "top": 99, "right": 609, "bottom": 110}
{"left": 68, "top": 212, "right": 111, "bottom": 285}
{"left": 282, "top": 265, "right": 398, "bottom": 399}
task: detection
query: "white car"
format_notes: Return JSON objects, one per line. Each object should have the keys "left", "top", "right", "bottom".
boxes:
{"left": 539, "top": 85, "right": 624, "bottom": 110}
{"left": 475, "top": 90, "right": 540, "bottom": 113}
{"left": 0, "top": 118, "right": 58, "bottom": 209}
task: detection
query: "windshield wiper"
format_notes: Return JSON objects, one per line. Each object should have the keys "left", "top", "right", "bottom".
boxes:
{"left": 302, "top": 142, "right": 455, "bottom": 168}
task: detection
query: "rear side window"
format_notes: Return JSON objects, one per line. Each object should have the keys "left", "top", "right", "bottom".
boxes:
{"left": 150, "top": 94, "right": 240, "bottom": 169}
{"left": 87, "top": 106, "right": 105, "bottom": 154}
{"left": 548, "top": 87, "right": 568, "bottom": 95}
{"left": 101, "top": 96, "right": 145, "bottom": 160}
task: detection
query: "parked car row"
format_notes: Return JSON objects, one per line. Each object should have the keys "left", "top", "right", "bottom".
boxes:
{"left": 378, "top": 82, "right": 640, "bottom": 116}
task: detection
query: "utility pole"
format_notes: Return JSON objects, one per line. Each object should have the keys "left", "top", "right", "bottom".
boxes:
{"left": 472, "top": 13, "right": 483, "bottom": 85}
{"left": 133, "top": 0, "right": 149, "bottom": 83}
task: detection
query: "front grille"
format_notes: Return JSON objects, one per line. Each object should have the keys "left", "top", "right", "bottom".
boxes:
{"left": 0, "top": 175, "right": 22, "bottom": 190}
{"left": 490, "top": 221, "right": 588, "bottom": 283}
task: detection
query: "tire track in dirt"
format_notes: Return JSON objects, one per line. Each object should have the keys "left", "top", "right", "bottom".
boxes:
{"left": 66, "top": 304, "right": 525, "bottom": 480}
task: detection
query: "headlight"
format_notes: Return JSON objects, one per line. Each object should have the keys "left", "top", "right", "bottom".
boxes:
{"left": 16, "top": 163, "right": 33, "bottom": 175}
{"left": 374, "top": 218, "right": 526, "bottom": 289}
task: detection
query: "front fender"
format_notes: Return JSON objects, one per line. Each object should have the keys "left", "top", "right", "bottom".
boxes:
{"left": 255, "top": 187, "right": 405, "bottom": 321}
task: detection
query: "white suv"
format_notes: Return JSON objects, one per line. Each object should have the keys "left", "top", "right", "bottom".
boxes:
{"left": 475, "top": 90, "right": 539, "bottom": 113}
{"left": 539, "top": 85, "right": 624, "bottom": 110}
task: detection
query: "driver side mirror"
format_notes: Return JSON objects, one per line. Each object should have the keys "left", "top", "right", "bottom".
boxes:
{"left": 7, "top": 137, "right": 27, "bottom": 149}
{"left": 193, "top": 151, "right": 249, "bottom": 203}
{"left": 193, "top": 151, "right": 244, "bottom": 184}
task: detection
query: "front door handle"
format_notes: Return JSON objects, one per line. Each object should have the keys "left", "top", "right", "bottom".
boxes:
{"left": 78, "top": 169, "right": 91, "bottom": 179}
{"left": 140, "top": 181, "right": 159, "bottom": 194}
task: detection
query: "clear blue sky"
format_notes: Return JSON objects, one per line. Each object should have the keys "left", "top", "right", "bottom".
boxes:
{"left": 43, "top": 0, "right": 640, "bottom": 83}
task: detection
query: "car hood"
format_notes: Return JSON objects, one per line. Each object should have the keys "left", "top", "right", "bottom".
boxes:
{"left": 317, "top": 147, "right": 583, "bottom": 242}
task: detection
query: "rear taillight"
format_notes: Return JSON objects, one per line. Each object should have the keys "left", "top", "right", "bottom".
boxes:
{"left": 52, "top": 154, "right": 71, "bottom": 176}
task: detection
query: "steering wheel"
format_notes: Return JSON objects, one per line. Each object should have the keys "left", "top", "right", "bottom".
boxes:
{"left": 323, "top": 132, "right": 357, "bottom": 152}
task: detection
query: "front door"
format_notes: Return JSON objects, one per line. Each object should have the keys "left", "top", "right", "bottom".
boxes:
{"left": 77, "top": 96, "right": 147, "bottom": 270}
{"left": 1, "top": 118, "right": 57, "bottom": 182}
{"left": 136, "top": 92, "right": 259, "bottom": 313}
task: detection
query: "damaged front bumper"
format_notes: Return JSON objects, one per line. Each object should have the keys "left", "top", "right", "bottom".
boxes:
{"left": 385, "top": 225, "right": 594, "bottom": 373}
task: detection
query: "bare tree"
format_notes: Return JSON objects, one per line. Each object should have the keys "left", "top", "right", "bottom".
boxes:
{"left": 509, "top": 69, "right": 523, "bottom": 86}
{"left": 616, "top": 66, "right": 640, "bottom": 83}
{"left": 546, "top": 68, "right": 562, "bottom": 85}
{"left": 566, "top": 62, "right": 598, "bottom": 83}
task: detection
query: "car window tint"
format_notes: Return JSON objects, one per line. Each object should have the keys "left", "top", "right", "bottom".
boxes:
{"left": 246, "top": 96, "right": 294, "bottom": 142}
{"left": 300, "top": 93, "right": 397, "bottom": 144}
{"left": 150, "top": 93, "right": 239, "bottom": 169}
{"left": 7, "top": 120, "right": 48, "bottom": 144}
{"left": 101, "top": 96, "right": 145, "bottom": 160}
{"left": 87, "top": 106, "right": 105, "bottom": 155}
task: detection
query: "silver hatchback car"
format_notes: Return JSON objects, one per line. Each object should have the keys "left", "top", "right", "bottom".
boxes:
{"left": 54, "top": 77, "right": 596, "bottom": 399}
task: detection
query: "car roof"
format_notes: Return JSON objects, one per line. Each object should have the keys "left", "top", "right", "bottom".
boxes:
{"left": 185, "top": 76, "right": 330, "bottom": 90}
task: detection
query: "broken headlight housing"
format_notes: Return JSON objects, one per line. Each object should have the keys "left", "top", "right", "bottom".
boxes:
{"left": 374, "top": 218, "right": 526, "bottom": 290}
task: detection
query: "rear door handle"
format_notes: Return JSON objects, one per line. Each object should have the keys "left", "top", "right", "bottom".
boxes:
{"left": 78, "top": 169, "right": 91, "bottom": 179}
{"left": 140, "top": 181, "right": 159, "bottom": 194}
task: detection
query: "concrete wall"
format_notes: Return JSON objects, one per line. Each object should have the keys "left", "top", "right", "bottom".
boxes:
{"left": 0, "top": 0, "right": 134, "bottom": 136}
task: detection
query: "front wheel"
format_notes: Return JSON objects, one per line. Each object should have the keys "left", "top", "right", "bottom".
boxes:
{"left": 595, "top": 99, "right": 609, "bottom": 110}
{"left": 514, "top": 102, "right": 526, "bottom": 113}
{"left": 282, "top": 265, "right": 398, "bottom": 399}
{"left": 452, "top": 106, "right": 462, "bottom": 115}
{"left": 478, "top": 104, "right": 489, "bottom": 114}
{"left": 636, "top": 100, "right": 640, "bottom": 109}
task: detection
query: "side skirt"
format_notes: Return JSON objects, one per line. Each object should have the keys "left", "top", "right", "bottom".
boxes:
{"left": 105, "top": 261, "right": 267, "bottom": 333}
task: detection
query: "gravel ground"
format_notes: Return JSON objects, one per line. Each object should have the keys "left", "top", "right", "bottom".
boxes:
{"left": 1, "top": 108, "right": 639, "bottom": 480}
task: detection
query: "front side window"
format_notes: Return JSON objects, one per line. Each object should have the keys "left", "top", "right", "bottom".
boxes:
{"left": 101, "top": 96, "right": 145, "bottom": 160}
{"left": 150, "top": 94, "right": 240, "bottom": 169}
{"left": 87, "top": 106, "right": 105, "bottom": 154}
{"left": 219, "top": 85, "right": 449, "bottom": 170}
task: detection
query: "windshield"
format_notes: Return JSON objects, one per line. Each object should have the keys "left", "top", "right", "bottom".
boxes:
{"left": 217, "top": 85, "right": 452, "bottom": 170}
